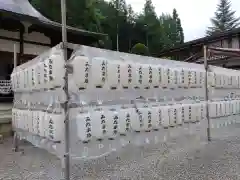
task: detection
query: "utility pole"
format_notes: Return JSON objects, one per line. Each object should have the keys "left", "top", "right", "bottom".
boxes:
{"left": 144, "top": 24, "right": 149, "bottom": 48}
{"left": 60, "top": 0, "right": 70, "bottom": 179}
{"left": 116, "top": 0, "right": 119, "bottom": 51}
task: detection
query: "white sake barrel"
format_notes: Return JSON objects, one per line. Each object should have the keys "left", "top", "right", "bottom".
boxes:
{"left": 47, "top": 112, "right": 65, "bottom": 142}
{"left": 151, "top": 65, "right": 160, "bottom": 88}
{"left": 33, "top": 65, "right": 38, "bottom": 90}
{"left": 182, "top": 103, "right": 191, "bottom": 123}
{"left": 16, "top": 71, "right": 20, "bottom": 91}
{"left": 15, "top": 109, "right": 21, "bottom": 129}
{"left": 106, "top": 60, "right": 121, "bottom": 89}
{"left": 141, "top": 64, "right": 152, "bottom": 89}
{"left": 118, "top": 108, "right": 136, "bottom": 135}
{"left": 236, "top": 100, "right": 240, "bottom": 114}
{"left": 161, "top": 66, "right": 169, "bottom": 88}
{"left": 33, "top": 111, "right": 41, "bottom": 135}
{"left": 27, "top": 110, "right": 33, "bottom": 133}
{"left": 225, "top": 101, "right": 230, "bottom": 116}
{"left": 178, "top": 68, "right": 189, "bottom": 88}
{"left": 189, "top": 70, "right": 197, "bottom": 88}
{"left": 207, "top": 72, "right": 215, "bottom": 88}
{"left": 135, "top": 63, "right": 144, "bottom": 89}
{"left": 71, "top": 56, "right": 90, "bottom": 90}
{"left": 34, "top": 63, "right": 41, "bottom": 90}
{"left": 38, "top": 62, "right": 45, "bottom": 89}
{"left": 105, "top": 110, "right": 119, "bottom": 139}
{"left": 91, "top": 110, "right": 107, "bottom": 140}
{"left": 23, "top": 69, "right": 28, "bottom": 90}
{"left": 191, "top": 103, "right": 201, "bottom": 122}
{"left": 134, "top": 107, "right": 153, "bottom": 132}
{"left": 48, "top": 54, "right": 65, "bottom": 88}
{"left": 120, "top": 62, "right": 137, "bottom": 89}
{"left": 43, "top": 59, "right": 49, "bottom": 88}
{"left": 76, "top": 112, "right": 92, "bottom": 142}
{"left": 232, "top": 100, "right": 237, "bottom": 115}
{"left": 38, "top": 111, "right": 46, "bottom": 137}
{"left": 215, "top": 74, "right": 222, "bottom": 88}
{"left": 91, "top": 57, "right": 107, "bottom": 88}
{"left": 19, "top": 70, "right": 25, "bottom": 91}
{"left": 175, "top": 104, "right": 184, "bottom": 125}
{"left": 161, "top": 105, "right": 170, "bottom": 128}
{"left": 157, "top": 65, "right": 163, "bottom": 87}
{"left": 32, "top": 110, "right": 38, "bottom": 134}
{"left": 170, "top": 68, "right": 180, "bottom": 89}
{"left": 151, "top": 106, "right": 162, "bottom": 130}
{"left": 168, "top": 105, "right": 177, "bottom": 127}
{"left": 209, "top": 102, "right": 217, "bottom": 118}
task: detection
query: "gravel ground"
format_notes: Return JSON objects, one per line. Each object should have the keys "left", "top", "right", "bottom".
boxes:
{"left": 1, "top": 122, "right": 240, "bottom": 180}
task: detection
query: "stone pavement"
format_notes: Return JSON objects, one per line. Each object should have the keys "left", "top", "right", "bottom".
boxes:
{"left": 1, "top": 123, "right": 240, "bottom": 180}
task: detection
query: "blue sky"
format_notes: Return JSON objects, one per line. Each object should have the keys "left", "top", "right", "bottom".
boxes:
{"left": 123, "top": 0, "right": 240, "bottom": 42}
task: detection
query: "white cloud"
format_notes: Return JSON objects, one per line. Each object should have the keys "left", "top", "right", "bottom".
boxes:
{"left": 113, "top": 0, "right": 240, "bottom": 42}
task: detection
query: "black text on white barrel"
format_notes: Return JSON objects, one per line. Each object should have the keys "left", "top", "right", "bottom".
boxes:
{"left": 91, "top": 110, "right": 107, "bottom": 140}
{"left": 178, "top": 68, "right": 189, "bottom": 88}
{"left": 150, "top": 65, "right": 160, "bottom": 88}
{"left": 191, "top": 103, "right": 200, "bottom": 122}
{"left": 158, "top": 65, "right": 163, "bottom": 87}
{"left": 47, "top": 54, "right": 65, "bottom": 88}
{"left": 32, "top": 110, "right": 38, "bottom": 135}
{"left": 151, "top": 106, "right": 162, "bottom": 130}
{"left": 168, "top": 105, "right": 178, "bottom": 127}
{"left": 23, "top": 69, "right": 28, "bottom": 90}
{"left": 27, "top": 110, "right": 33, "bottom": 133}
{"left": 209, "top": 102, "right": 217, "bottom": 118}
{"left": 38, "top": 111, "right": 46, "bottom": 137}
{"left": 135, "top": 63, "right": 143, "bottom": 89}
{"left": 76, "top": 113, "right": 92, "bottom": 143}
{"left": 141, "top": 64, "right": 152, "bottom": 89}
{"left": 105, "top": 110, "right": 119, "bottom": 139}
{"left": 91, "top": 57, "right": 107, "bottom": 88}
{"left": 106, "top": 60, "right": 121, "bottom": 90}
{"left": 71, "top": 56, "right": 90, "bottom": 90}
{"left": 118, "top": 108, "right": 136, "bottom": 135}
{"left": 47, "top": 113, "right": 65, "bottom": 142}
{"left": 161, "top": 66, "right": 169, "bottom": 88}
{"left": 182, "top": 104, "right": 191, "bottom": 123}
{"left": 120, "top": 62, "right": 137, "bottom": 89}
{"left": 43, "top": 59, "right": 49, "bottom": 88}
{"left": 207, "top": 72, "right": 215, "bottom": 88}
{"left": 175, "top": 104, "right": 183, "bottom": 125}
{"left": 135, "top": 107, "right": 153, "bottom": 132}
{"left": 189, "top": 70, "right": 197, "bottom": 88}
{"left": 161, "top": 105, "right": 170, "bottom": 128}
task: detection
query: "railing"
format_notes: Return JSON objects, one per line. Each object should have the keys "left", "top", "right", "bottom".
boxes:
{"left": 0, "top": 80, "right": 12, "bottom": 95}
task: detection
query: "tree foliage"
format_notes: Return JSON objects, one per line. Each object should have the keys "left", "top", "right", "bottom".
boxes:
{"left": 31, "top": 0, "right": 184, "bottom": 57}
{"left": 131, "top": 43, "right": 149, "bottom": 56}
{"left": 206, "top": 0, "right": 240, "bottom": 36}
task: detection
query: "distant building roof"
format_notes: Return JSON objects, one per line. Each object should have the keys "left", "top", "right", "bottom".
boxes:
{"left": 0, "top": 0, "right": 106, "bottom": 39}
{"left": 159, "top": 28, "right": 240, "bottom": 56}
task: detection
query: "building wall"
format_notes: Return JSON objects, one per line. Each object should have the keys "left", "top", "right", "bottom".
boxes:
{"left": 209, "top": 36, "right": 240, "bottom": 49}
{"left": 0, "top": 29, "right": 51, "bottom": 55}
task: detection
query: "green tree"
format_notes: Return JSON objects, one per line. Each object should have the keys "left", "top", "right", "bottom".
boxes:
{"left": 206, "top": 0, "right": 240, "bottom": 35}
{"left": 172, "top": 9, "right": 184, "bottom": 45}
{"left": 31, "top": 0, "right": 185, "bottom": 55}
{"left": 138, "top": 0, "right": 163, "bottom": 56}
{"left": 131, "top": 43, "right": 149, "bottom": 56}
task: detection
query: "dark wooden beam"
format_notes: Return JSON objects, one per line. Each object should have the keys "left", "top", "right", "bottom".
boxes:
{"left": 19, "top": 27, "right": 24, "bottom": 64}
{"left": 0, "top": 35, "right": 51, "bottom": 47}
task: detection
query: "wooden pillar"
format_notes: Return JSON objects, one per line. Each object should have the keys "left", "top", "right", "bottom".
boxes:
{"left": 19, "top": 27, "right": 24, "bottom": 64}
{"left": 238, "top": 34, "right": 240, "bottom": 49}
